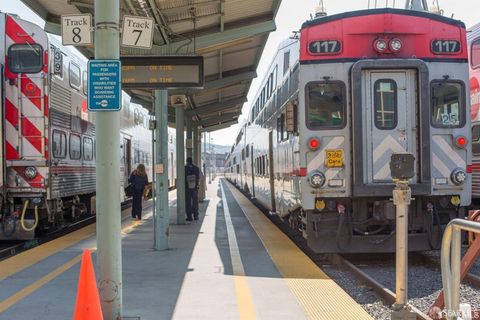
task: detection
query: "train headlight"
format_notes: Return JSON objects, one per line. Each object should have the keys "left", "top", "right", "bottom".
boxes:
{"left": 451, "top": 168, "right": 467, "bottom": 185}
{"left": 389, "top": 38, "right": 402, "bottom": 52}
{"left": 374, "top": 39, "right": 388, "bottom": 53}
{"left": 309, "top": 171, "right": 325, "bottom": 188}
{"left": 24, "top": 166, "right": 37, "bottom": 180}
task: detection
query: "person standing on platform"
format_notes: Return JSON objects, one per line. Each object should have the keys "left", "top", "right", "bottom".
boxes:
{"left": 129, "top": 164, "right": 148, "bottom": 220}
{"left": 185, "top": 157, "right": 200, "bottom": 221}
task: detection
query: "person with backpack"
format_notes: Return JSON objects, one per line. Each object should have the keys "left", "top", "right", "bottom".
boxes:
{"left": 185, "top": 157, "right": 200, "bottom": 221}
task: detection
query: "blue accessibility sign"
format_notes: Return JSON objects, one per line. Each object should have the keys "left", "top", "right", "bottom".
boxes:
{"left": 88, "top": 60, "right": 121, "bottom": 111}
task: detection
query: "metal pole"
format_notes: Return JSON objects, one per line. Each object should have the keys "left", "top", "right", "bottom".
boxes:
{"left": 175, "top": 104, "right": 186, "bottom": 224}
{"left": 94, "top": 0, "right": 122, "bottom": 318}
{"left": 154, "top": 90, "right": 169, "bottom": 250}
{"left": 451, "top": 226, "right": 461, "bottom": 313}
{"left": 193, "top": 123, "right": 199, "bottom": 166}
{"left": 186, "top": 116, "right": 192, "bottom": 159}
{"left": 392, "top": 180, "right": 411, "bottom": 309}
{"left": 208, "top": 132, "right": 211, "bottom": 184}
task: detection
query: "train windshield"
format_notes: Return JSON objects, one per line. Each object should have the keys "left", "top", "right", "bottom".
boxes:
{"left": 306, "top": 82, "right": 345, "bottom": 129}
{"left": 431, "top": 81, "right": 465, "bottom": 128}
{"left": 7, "top": 44, "right": 43, "bottom": 73}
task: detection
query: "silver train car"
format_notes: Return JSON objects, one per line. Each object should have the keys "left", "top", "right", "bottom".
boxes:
{"left": 226, "top": 8, "right": 472, "bottom": 253}
{"left": 469, "top": 23, "right": 480, "bottom": 199}
{"left": 0, "top": 13, "right": 176, "bottom": 240}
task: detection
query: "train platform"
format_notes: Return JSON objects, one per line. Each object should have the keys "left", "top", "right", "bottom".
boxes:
{"left": 0, "top": 179, "right": 372, "bottom": 320}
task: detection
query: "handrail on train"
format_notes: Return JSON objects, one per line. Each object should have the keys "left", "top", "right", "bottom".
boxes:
{"left": 441, "top": 218, "right": 480, "bottom": 320}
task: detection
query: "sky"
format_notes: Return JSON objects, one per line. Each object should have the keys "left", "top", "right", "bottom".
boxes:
{"left": 0, "top": 0, "right": 478, "bottom": 146}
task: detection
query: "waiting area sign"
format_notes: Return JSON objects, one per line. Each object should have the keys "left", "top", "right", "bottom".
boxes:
{"left": 88, "top": 60, "right": 122, "bottom": 111}
{"left": 121, "top": 56, "right": 204, "bottom": 89}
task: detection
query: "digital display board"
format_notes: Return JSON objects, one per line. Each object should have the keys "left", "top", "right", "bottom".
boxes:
{"left": 120, "top": 56, "right": 204, "bottom": 88}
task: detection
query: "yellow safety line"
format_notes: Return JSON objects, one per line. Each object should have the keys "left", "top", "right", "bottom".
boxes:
{"left": 225, "top": 182, "right": 372, "bottom": 320}
{"left": 219, "top": 182, "right": 257, "bottom": 320}
{"left": 0, "top": 213, "right": 148, "bottom": 314}
{"left": 0, "top": 224, "right": 96, "bottom": 281}
{"left": 0, "top": 254, "right": 82, "bottom": 313}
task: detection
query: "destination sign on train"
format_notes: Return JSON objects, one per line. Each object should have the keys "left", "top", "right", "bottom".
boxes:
{"left": 121, "top": 56, "right": 204, "bottom": 88}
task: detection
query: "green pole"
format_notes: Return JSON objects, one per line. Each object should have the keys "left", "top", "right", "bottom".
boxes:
{"left": 154, "top": 90, "right": 169, "bottom": 250}
{"left": 186, "top": 117, "right": 193, "bottom": 159}
{"left": 94, "top": 0, "right": 122, "bottom": 318}
{"left": 175, "top": 103, "right": 186, "bottom": 224}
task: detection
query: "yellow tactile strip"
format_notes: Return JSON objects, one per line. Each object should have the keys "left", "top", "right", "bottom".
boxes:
{"left": 225, "top": 182, "right": 372, "bottom": 320}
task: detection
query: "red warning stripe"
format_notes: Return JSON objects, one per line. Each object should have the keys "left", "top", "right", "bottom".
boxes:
{"left": 6, "top": 16, "right": 36, "bottom": 45}
{"left": 11, "top": 166, "right": 45, "bottom": 189}
{"left": 21, "top": 117, "right": 43, "bottom": 154}
{"left": 6, "top": 141, "right": 19, "bottom": 160}
{"left": 20, "top": 75, "right": 42, "bottom": 111}
{"left": 5, "top": 98, "right": 19, "bottom": 128}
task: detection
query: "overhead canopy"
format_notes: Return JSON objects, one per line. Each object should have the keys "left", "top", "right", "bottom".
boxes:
{"left": 21, "top": 0, "right": 282, "bottom": 132}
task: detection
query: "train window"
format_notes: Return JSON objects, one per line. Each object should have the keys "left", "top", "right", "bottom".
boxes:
{"left": 82, "top": 71, "right": 88, "bottom": 95}
{"left": 83, "top": 137, "right": 94, "bottom": 161}
{"left": 52, "top": 130, "right": 67, "bottom": 158}
{"left": 69, "top": 134, "right": 82, "bottom": 160}
{"left": 7, "top": 44, "right": 43, "bottom": 74}
{"left": 374, "top": 80, "right": 397, "bottom": 130}
{"left": 283, "top": 51, "right": 290, "bottom": 75}
{"left": 69, "top": 63, "right": 81, "bottom": 89}
{"left": 472, "top": 38, "right": 480, "bottom": 69}
{"left": 306, "top": 81, "right": 346, "bottom": 130}
{"left": 473, "top": 125, "right": 480, "bottom": 155}
{"left": 431, "top": 81, "right": 465, "bottom": 128}
{"left": 242, "top": 149, "right": 245, "bottom": 160}
{"left": 277, "top": 115, "right": 284, "bottom": 142}
{"left": 246, "top": 145, "right": 250, "bottom": 158}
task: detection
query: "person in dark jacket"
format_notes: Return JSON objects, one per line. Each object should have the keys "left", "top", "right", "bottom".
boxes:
{"left": 129, "top": 164, "right": 148, "bottom": 220}
{"left": 185, "top": 157, "right": 200, "bottom": 221}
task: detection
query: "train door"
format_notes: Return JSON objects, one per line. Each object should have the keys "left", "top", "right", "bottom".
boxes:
{"left": 363, "top": 70, "right": 418, "bottom": 184}
{"left": 250, "top": 145, "right": 255, "bottom": 198}
{"left": 123, "top": 138, "right": 131, "bottom": 184}
{"left": 268, "top": 131, "right": 276, "bottom": 212}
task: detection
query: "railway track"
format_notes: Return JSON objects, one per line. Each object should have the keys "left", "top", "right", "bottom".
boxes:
{"left": 330, "top": 253, "right": 432, "bottom": 320}
{"left": 0, "top": 200, "right": 132, "bottom": 262}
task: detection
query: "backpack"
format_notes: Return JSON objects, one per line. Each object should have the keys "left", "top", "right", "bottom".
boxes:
{"left": 186, "top": 165, "right": 197, "bottom": 189}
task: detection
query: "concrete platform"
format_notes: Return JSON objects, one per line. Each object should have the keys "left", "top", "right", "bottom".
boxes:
{"left": 0, "top": 178, "right": 371, "bottom": 320}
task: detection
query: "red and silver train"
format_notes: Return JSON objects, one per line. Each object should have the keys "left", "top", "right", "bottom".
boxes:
{"left": 469, "top": 23, "right": 480, "bottom": 199}
{"left": 0, "top": 13, "right": 176, "bottom": 240}
{"left": 226, "top": 7, "right": 472, "bottom": 253}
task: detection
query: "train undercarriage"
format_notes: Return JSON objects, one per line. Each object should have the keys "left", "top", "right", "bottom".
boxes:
{"left": 288, "top": 196, "right": 465, "bottom": 253}
{"left": 0, "top": 193, "right": 96, "bottom": 240}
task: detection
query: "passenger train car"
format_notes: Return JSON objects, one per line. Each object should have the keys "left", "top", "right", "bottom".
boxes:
{"left": 226, "top": 8, "right": 472, "bottom": 253}
{"left": 469, "top": 23, "right": 480, "bottom": 199}
{"left": 0, "top": 13, "right": 176, "bottom": 240}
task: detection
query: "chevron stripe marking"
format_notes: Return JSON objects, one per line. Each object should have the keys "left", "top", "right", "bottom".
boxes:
{"left": 6, "top": 16, "right": 36, "bottom": 45}
{"left": 21, "top": 117, "right": 42, "bottom": 154}
{"left": 20, "top": 76, "right": 42, "bottom": 111}
{"left": 6, "top": 142, "right": 19, "bottom": 160}
{"left": 5, "top": 98, "right": 18, "bottom": 128}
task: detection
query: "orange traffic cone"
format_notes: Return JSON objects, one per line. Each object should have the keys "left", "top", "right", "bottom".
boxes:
{"left": 73, "top": 250, "right": 103, "bottom": 320}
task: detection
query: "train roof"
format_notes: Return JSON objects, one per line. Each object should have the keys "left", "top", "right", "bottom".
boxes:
{"left": 468, "top": 23, "right": 480, "bottom": 42}
{"left": 301, "top": 8, "right": 465, "bottom": 30}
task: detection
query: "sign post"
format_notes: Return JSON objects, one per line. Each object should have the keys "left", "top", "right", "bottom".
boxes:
{"left": 93, "top": 0, "right": 122, "bottom": 318}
